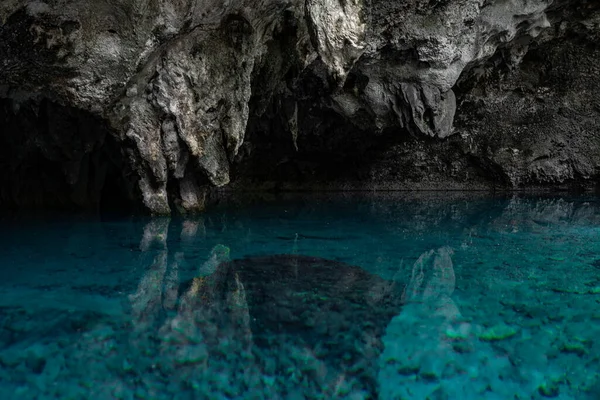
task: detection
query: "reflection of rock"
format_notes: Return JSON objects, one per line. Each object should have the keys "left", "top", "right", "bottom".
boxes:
{"left": 402, "top": 246, "right": 459, "bottom": 320}
{"left": 128, "top": 218, "right": 170, "bottom": 330}
{"left": 379, "top": 247, "right": 551, "bottom": 399}
{"left": 198, "top": 244, "right": 230, "bottom": 276}
{"left": 177, "top": 254, "right": 404, "bottom": 396}
{"left": 180, "top": 219, "right": 205, "bottom": 243}
{"left": 380, "top": 247, "right": 462, "bottom": 399}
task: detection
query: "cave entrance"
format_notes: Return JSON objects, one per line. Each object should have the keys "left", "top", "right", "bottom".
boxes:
{"left": 0, "top": 96, "right": 135, "bottom": 215}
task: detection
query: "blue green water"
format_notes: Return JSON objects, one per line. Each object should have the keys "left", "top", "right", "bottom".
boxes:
{"left": 1, "top": 194, "right": 600, "bottom": 399}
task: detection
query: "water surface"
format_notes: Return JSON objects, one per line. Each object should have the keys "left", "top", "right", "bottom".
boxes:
{"left": 1, "top": 194, "right": 599, "bottom": 399}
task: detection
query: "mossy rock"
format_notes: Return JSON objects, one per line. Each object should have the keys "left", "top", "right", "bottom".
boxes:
{"left": 477, "top": 324, "right": 518, "bottom": 342}
{"left": 560, "top": 341, "right": 587, "bottom": 356}
{"left": 538, "top": 382, "right": 560, "bottom": 397}
{"left": 444, "top": 326, "right": 469, "bottom": 340}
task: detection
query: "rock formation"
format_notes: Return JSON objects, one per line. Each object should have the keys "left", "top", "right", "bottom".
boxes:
{"left": 0, "top": 0, "right": 599, "bottom": 213}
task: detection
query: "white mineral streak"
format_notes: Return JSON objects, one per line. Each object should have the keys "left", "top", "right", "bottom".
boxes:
{"left": 305, "top": 0, "right": 366, "bottom": 84}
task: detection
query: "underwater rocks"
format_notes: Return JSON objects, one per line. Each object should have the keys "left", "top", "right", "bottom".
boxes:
{"left": 377, "top": 242, "right": 600, "bottom": 400}
{"left": 1, "top": 198, "right": 600, "bottom": 398}
{"left": 175, "top": 254, "right": 404, "bottom": 396}
{"left": 0, "top": 1, "right": 599, "bottom": 212}
{"left": 0, "top": 252, "right": 405, "bottom": 398}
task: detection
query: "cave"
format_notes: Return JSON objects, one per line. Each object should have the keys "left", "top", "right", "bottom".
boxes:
{"left": 1, "top": 1, "right": 600, "bottom": 399}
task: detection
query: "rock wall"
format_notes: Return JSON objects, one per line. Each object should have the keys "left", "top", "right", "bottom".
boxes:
{"left": 0, "top": 0, "right": 599, "bottom": 213}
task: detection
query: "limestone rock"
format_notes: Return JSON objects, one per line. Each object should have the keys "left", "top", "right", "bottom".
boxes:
{"left": 0, "top": 0, "right": 598, "bottom": 212}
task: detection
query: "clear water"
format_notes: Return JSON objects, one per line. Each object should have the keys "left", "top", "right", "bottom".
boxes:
{"left": 1, "top": 193, "right": 599, "bottom": 399}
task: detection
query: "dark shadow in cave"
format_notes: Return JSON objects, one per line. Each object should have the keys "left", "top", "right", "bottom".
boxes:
{"left": 238, "top": 93, "right": 450, "bottom": 188}
{"left": 239, "top": 85, "right": 409, "bottom": 187}
{"left": 0, "top": 96, "right": 136, "bottom": 215}
{"left": 237, "top": 58, "right": 484, "bottom": 189}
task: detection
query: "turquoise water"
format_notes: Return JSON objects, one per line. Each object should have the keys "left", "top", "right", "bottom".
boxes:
{"left": 1, "top": 194, "right": 599, "bottom": 399}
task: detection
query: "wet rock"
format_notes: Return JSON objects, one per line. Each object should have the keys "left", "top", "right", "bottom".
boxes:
{"left": 585, "top": 378, "right": 600, "bottom": 399}
{"left": 478, "top": 324, "right": 519, "bottom": 342}
{"left": 538, "top": 381, "right": 560, "bottom": 398}
{"left": 509, "top": 340, "right": 548, "bottom": 370}
{"left": 559, "top": 341, "right": 588, "bottom": 356}
{"left": 174, "top": 344, "right": 208, "bottom": 366}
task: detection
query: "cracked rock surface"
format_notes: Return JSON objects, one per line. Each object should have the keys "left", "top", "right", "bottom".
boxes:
{"left": 0, "top": 0, "right": 599, "bottom": 213}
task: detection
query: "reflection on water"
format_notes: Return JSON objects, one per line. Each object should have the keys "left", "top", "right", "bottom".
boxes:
{"left": 0, "top": 195, "right": 600, "bottom": 399}
{"left": 381, "top": 247, "right": 465, "bottom": 399}
{"left": 129, "top": 218, "right": 405, "bottom": 398}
